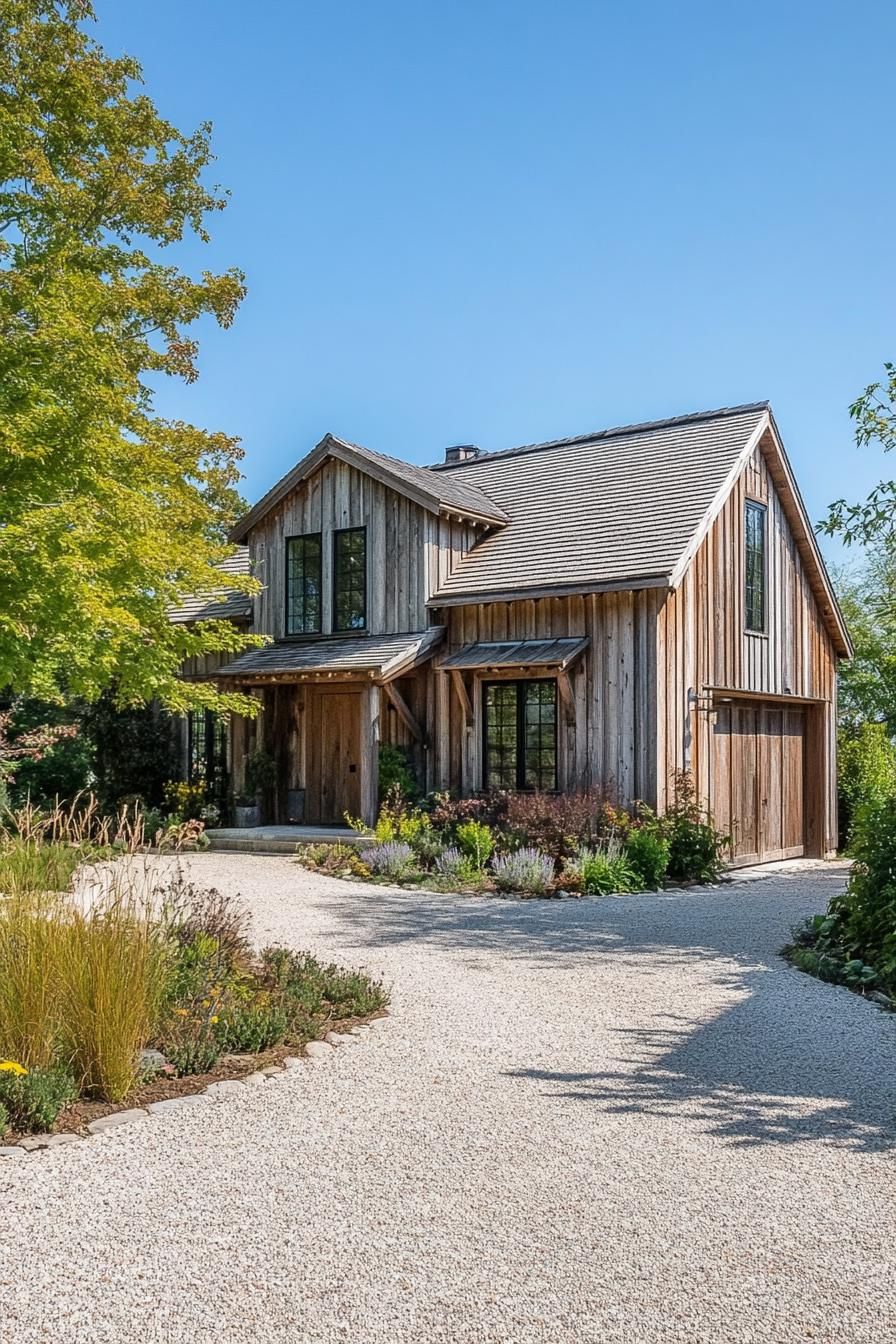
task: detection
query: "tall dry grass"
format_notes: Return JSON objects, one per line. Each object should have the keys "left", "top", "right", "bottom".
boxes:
{"left": 0, "top": 824, "right": 172, "bottom": 1100}
{"left": 57, "top": 876, "right": 171, "bottom": 1100}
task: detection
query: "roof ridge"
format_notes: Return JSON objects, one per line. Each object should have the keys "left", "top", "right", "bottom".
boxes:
{"left": 430, "top": 401, "right": 770, "bottom": 471}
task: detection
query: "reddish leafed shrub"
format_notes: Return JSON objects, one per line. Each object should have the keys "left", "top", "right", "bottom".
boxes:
{"left": 428, "top": 791, "right": 509, "bottom": 835}
{"left": 503, "top": 788, "right": 618, "bottom": 863}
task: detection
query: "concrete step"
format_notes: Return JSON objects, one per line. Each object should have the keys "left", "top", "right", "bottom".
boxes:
{"left": 205, "top": 826, "right": 365, "bottom": 856}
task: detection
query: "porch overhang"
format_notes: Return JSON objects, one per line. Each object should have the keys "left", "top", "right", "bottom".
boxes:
{"left": 439, "top": 636, "right": 589, "bottom": 674}
{"left": 214, "top": 627, "right": 444, "bottom": 686}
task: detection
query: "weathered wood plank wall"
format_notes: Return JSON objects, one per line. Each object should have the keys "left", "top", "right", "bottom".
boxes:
{"left": 656, "top": 438, "right": 838, "bottom": 850}
{"left": 248, "top": 460, "right": 480, "bottom": 639}
{"left": 433, "top": 590, "right": 661, "bottom": 806}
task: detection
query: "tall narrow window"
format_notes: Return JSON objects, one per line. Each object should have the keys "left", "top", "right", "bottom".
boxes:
{"left": 744, "top": 501, "right": 767, "bottom": 633}
{"left": 286, "top": 534, "right": 322, "bottom": 635}
{"left": 484, "top": 680, "right": 557, "bottom": 791}
{"left": 333, "top": 527, "right": 367, "bottom": 631}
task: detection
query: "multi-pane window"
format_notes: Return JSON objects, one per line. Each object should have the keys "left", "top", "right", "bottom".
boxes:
{"left": 188, "top": 710, "right": 228, "bottom": 800}
{"left": 744, "top": 501, "right": 767, "bottom": 633}
{"left": 483, "top": 680, "right": 557, "bottom": 791}
{"left": 333, "top": 527, "right": 367, "bottom": 631}
{"left": 286, "top": 534, "right": 322, "bottom": 635}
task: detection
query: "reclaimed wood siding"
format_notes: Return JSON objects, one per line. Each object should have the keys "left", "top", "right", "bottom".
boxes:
{"left": 656, "top": 440, "right": 838, "bottom": 850}
{"left": 248, "top": 461, "right": 479, "bottom": 639}
{"left": 435, "top": 591, "right": 660, "bottom": 807}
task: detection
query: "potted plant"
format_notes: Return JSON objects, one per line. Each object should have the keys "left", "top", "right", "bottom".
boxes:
{"left": 233, "top": 748, "right": 276, "bottom": 827}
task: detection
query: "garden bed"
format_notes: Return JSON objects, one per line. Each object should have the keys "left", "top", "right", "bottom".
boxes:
{"left": 0, "top": 808, "right": 389, "bottom": 1148}
{"left": 301, "top": 778, "right": 729, "bottom": 899}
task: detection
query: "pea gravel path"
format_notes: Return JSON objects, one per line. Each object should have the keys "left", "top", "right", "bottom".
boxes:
{"left": 1, "top": 856, "right": 894, "bottom": 1344}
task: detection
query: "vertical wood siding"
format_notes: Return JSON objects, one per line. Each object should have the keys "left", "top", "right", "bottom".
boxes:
{"left": 248, "top": 461, "right": 480, "bottom": 639}
{"left": 655, "top": 441, "right": 839, "bottom": 850}
{"left": 434, "top": 590, "right": 660, "bottom": 807}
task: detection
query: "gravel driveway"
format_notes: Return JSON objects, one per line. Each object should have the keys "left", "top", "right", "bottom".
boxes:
{"left": 1, "top": 857, "right": 894, "bottom": 1344}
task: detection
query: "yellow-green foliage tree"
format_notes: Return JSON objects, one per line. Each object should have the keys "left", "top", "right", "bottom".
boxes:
{"left": 0, "top": 0, "right": 259, "bottom": 713}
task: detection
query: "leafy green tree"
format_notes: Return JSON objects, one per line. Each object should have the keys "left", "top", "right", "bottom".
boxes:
{"left": 0, "top": 0, "right": 259, "bottom": 713}
{"left": 824, "top": 364, "right": 896, "bottom": 547}
{"left": 835, "top": 549, "right": 896, "bottom": 735}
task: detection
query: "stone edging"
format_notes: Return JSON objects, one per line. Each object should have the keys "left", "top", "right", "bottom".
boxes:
{"left": 0, "top": 1019, "right": 387, "bottom": 1160}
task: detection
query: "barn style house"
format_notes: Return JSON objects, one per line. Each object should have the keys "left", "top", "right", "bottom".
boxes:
{"left": 173, "top": 402, "right": 851, "bottom": 867}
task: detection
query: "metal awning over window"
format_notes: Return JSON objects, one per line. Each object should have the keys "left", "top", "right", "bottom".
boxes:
{"left": 440, "top": 637, "right": 589, "bottom": 672}
{"left": 216, "top": 628, "right": 444, "bottom": 685}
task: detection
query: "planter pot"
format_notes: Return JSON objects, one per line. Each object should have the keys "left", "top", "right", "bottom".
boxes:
{"left": 234, "top": 805, "right": 260, "bottom": 828}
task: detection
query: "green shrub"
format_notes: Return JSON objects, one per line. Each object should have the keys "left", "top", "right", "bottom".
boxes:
{"left": 456, "top": 820, "right": 495, "bottom": 869}
{"left": 0, "top": 1064, "right": 77, "bottom": 1133}
{"left": 839, "top": 722, "right": 896, "bottom": 848}
{"left": 624, "top": 826, "right": 670, "bottom": 889}
{"left": 572, "top": 846, "right": 642, "bottom": 896}
{"left": 378, "top": 745, "right": 421, "bottom": 804}
{"left": 262, "top": 947, "right": 388, "bottom": 1018}
{"left": 0, "top": 1101, "right": 8, "bottom": 1135}
{"left": 164, "top": 1021, "right": 223, "bottom": 1076}
{"left": 822, "top": 796, "right": 896, "bottom": 991}
{"left": 298, "top": 842, "right": 371, "bottom": 878}
{"left": 215, "top": 996, "right": 288, "bottom": 1053}
{"left": 664, "top": 772, "right": 728, "bottom": 882}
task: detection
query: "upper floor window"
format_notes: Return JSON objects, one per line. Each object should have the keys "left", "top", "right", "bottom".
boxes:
{"left": 333, "top": 527, "right": 367, "bottom": 631}
{"left": 286, "top": 533, "right": 322, "bottom": 635}
{"left": 744, "top": 500, "right": 766, "bottom": 633}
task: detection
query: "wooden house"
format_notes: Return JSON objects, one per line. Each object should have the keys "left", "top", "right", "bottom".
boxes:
{"left": 171, "top": 402, "right": 851, "bottom": 866}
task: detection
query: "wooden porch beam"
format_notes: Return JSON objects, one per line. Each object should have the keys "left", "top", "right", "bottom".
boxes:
{"left": 450, "top": 669, "right": 473, "bottom": 729}
{"left": 556, "top": 669, "right": 576, "bottom": 727}
{"left": 382, "top": 680, "right": 425, "bottom": 744}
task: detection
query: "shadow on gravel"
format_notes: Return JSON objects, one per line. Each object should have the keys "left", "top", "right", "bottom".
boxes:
{"left": 328, "top": 867, "right": 896, "bottom": 1152}
{"left": 505, "top": 993, "right": 896, "bottom": 1153}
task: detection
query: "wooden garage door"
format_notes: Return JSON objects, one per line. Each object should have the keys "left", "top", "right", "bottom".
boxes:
{"left": 710, "top": 701, "right": 805, "bottom": 865}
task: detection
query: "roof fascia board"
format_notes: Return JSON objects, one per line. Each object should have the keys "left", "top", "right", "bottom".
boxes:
{"left": 668, "top": 411, "right": 770, "bottom": 590}
{"left": 428, "top": 574, "right": 671, "bottom": 608}
{"left": 761, "top": 414, "right": 853, "bottom": 658}
{"left": 229, "top": 436, "right": 334, "bottom": 543}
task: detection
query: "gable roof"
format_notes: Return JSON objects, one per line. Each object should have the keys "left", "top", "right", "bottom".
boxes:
{"left": 229, "top": 433, "right": 509, "bottom": 543}
{"left": 168, "top": 547, "right": 253, "bottom": 624}
{"left": 429, "top": 402, "right": 850, "bottom": 657}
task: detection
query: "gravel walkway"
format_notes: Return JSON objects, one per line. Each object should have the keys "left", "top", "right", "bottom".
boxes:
{"left": 1, "top": 857, "right": 894, "bottom": 1343}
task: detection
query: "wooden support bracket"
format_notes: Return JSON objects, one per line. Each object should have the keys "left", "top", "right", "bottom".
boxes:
{"left": 450, "top": 669, "right": 473, "bottom": 730}
{"left": 382, "top": 680, "right": 425, "bottom": 744}
{"left": 556, "top": 669, "right": 576, "bottom": 727}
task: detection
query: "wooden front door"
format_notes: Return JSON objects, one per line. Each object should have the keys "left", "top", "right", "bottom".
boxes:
{"left": 711, "top": 700, "right": 806, "bottom": 866}
{"left": 306, "top": 688, "right": 362, "bottom": 824}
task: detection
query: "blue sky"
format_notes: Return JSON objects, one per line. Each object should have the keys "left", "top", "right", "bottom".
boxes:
{"left": 97, "top": 0, "right": 895, "bottom": 566}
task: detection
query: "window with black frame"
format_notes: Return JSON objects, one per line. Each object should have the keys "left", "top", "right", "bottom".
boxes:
{"left": 188, "top": 710, "right": 228, "bottom": 802}
{"left": 285, "top": 533, "right": 322, "bottom": 635}
{"left": 744, "top": 500, "right": 767, "bottom": 633}
{"left": 333, "top": 527, "right": 367, "bottom": 631}
{"left": 483, "top": 680, "right": 557, "bottom": 791}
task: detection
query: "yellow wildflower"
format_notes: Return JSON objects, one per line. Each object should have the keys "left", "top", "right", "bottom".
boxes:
{"left": 0, "top": 1061, "right": 27, "bottom": 1076}
{"left": 209, "top": 1015, "right": 219, "bottom": 1025}
{"left": 173, "top": 1007, "right": 188, "bottom": 1017}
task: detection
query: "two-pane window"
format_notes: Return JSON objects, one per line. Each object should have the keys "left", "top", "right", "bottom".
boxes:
{"left": 286, "top": 534, "right": 322, "bottom": 635}
{"left": 285, "top": 528, "right": 366, "bottom": 634}
{"left": 744, "top": 501, "right": 767, "bottom": 633}
{"left": 484, "top": 680, "right": 557, "bottom": 791}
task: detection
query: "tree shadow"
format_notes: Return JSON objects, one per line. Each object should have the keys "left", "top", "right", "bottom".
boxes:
{"left": 311, "top": 866, "right": 896, "bottom": 1153}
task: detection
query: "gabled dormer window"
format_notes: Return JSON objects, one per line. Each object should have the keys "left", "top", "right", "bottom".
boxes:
{"left": 744, "top": 501, "right": 766, "bottom": 633}
{"left": 333, "top": 527, "right": 367, "bottom": 631}
{"left": 286, "top": 533, "right": 322, "bottom": 635}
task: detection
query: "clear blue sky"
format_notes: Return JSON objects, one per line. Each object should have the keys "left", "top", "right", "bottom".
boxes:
{"left": 97, "top": 0, "right": 895, "bottom": 565}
